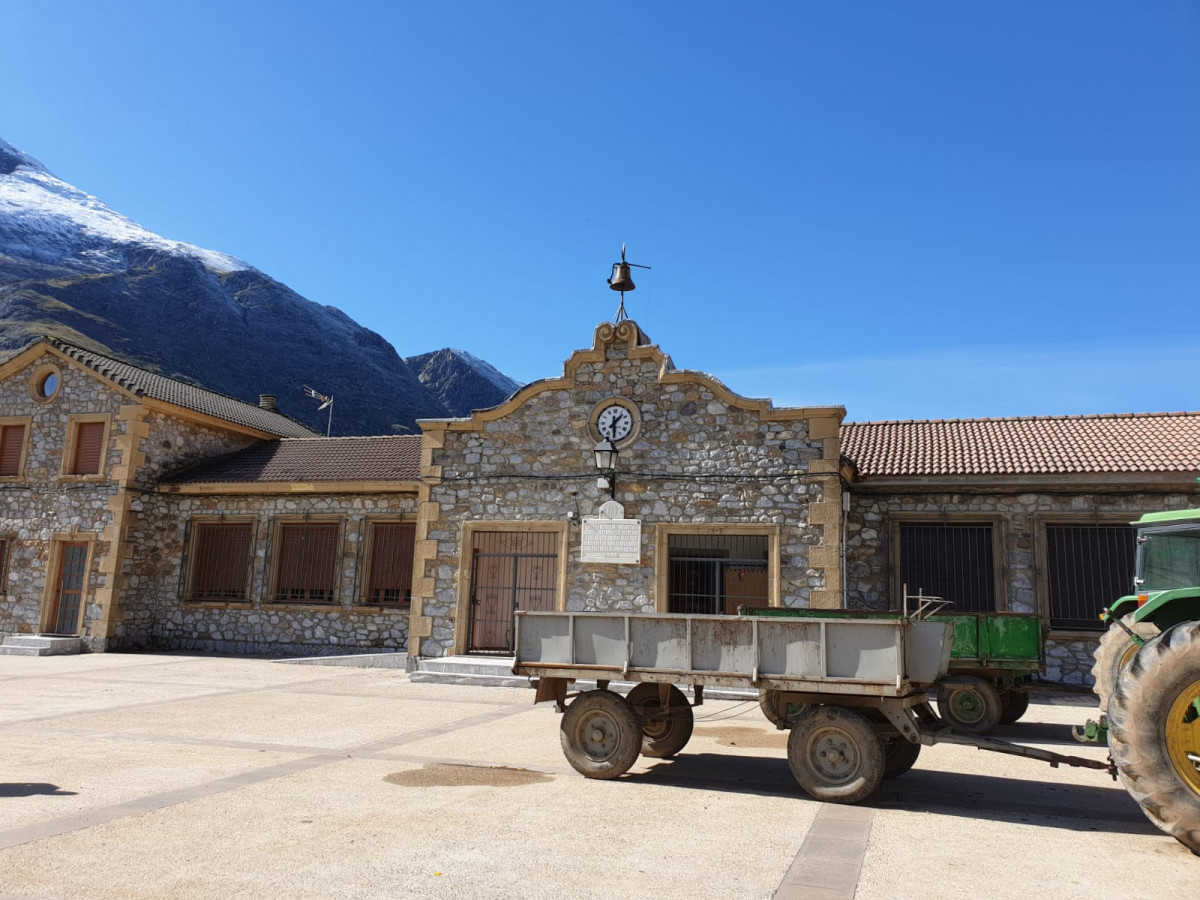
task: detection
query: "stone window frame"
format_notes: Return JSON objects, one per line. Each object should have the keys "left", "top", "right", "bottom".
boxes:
{"left": 38, "top": 532, "right": 98, "bottom": 634}
{"left": 654, "top": 523, "right": 782, "bottom": 613}
{"left": 453, "top": 520, "right": 570, "bottom": 655}
{"left": 356, "top": 516, "right": 417, "bottom": 611}
{"left": 0, "top": 415, "right": 32, "bottom": 480}
{"left": 28, "top": 362, "right": 62, "bottom": 403}
{"left": 1034, "top": 512, "right": 1138, "bottom": 641}
{"left": 263, "top": 515, "right": 347, "bottom": 610}
{"left": 887, "top": 512, "right": 1007, "bottom": 612}
{"left": 60, "top": 413, "right": 113, "bottom": 481}
{"left": 179, "top": 516, "right": 259, "bottom": 608}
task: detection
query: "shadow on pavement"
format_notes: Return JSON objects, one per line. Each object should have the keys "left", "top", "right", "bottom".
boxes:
{"left": 624, "top": 752, "right": 1156, "bottom": 835}
{"left": 0, "top": 782, "right": 78, "bottom": 797}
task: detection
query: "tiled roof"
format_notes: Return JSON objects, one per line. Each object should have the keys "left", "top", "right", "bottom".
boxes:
{"left": 50, "top": 340, "right": 316, "bottom": 438}
{"left": 164, "top": 435, "right": 422, "bottom": 484}
{"left": 842, "top": 412, "right": 1200, "bottom": 478}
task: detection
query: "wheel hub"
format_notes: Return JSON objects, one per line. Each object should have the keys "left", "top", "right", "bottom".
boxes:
{"left": 809, "top": 728, "right": 859, "bottom": 783}
{"left": 1166, "top": 678, "right": 1200, "bottom": 797}
{"left": 579, "top": 711, "right": 621, "bottom": 761}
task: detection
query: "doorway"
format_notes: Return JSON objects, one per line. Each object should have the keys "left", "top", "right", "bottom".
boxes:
{"left": 48, "top": 542, "right": 88, "bottom": 635}
{"left": 467, "top": 530, "right": 559, "bottom": 654}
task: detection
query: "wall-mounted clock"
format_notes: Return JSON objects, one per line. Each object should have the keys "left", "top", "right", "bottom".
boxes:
{"left": 590, "top": 398, "right": 641, "bottom": 446}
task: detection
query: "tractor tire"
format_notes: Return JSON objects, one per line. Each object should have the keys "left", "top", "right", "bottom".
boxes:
{"left": 998, "top": 689, "right": 1030, "bottom": 724}
{"left": 787, "top": 706, "right": 885, "bottom": 803}
{"left": 1091, "top": 614, "right": 1160, "bottom": 711}
{"left": 559, "top": 690, "right": 642, "bottom": 780}
{"left": 1108, "top": 621, "right": 1200, "bottom": 855}
{"left": 937, "top": 676, "right": 1003, "bottom": 734}
{"left": 759, "top": 689, "right": 809, "bottom": 730}
{"left": 882, "top": 735, "right": 922, "bottom": 779}
{"left": 627, "top": 683, "right": 694, "bottom": 758}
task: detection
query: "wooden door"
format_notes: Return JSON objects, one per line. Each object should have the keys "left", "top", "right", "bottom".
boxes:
{"left": 51, "top": 542, "right": 88, "bottom": 634}
{"left": 467, "top": 531, "right": 558, "bottom": 654}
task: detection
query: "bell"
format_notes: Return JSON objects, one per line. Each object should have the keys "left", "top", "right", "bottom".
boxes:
{"left": 607, "top": 262, "right": 636, "bottom": 293}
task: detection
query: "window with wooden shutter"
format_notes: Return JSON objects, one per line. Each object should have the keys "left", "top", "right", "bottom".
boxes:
{"left": 71, "top": 421, "right": 106, "bottom": 475}
{"left": 187, "top": 522, "right": 254, "bottom": 601}
{"left": 365, "top": 522, "right": 415, "bottom": 604}
{"left": 273, "top": 522, "right": 340, "bottom": 603}
{"left": 0, "top": 423, "right": 26, "bottom": 476}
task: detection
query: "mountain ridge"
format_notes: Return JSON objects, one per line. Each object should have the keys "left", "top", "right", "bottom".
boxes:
{"left": 0, "top": 137, "right": 520, "bottom": 435}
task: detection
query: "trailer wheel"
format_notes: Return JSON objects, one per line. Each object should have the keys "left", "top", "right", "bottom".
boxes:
{"left": 882, "top": 735, "right": 922, "bottom": 778}
{"left": 1092, "top": 614, "right": 1160, "bottom": 711}
{"left": 937, "top": 676, "right": 1003, "bottom": 734}
{"left": 1108, "top": 622, "right": 1200, "bottom": 855}
{"left": 787, "top": 706, "right": 885, "bottom": 803}
{"left": 627, "top": 683, "right": 694, "bottom": 758}
{"left": 559, "top": 690, "right": 642, "bottom": 780}
{"left": 999, "top": 689, "right": 1030, "bottom": 724}
{"left": 759, "top": 690, "right": 809, "bottom": 730}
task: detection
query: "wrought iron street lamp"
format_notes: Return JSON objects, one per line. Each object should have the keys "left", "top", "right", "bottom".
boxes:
{"left": 593, "top": 439, "right": 619, "bottom": 500}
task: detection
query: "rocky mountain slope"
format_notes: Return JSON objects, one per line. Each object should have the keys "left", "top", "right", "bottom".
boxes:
{"left": 0, "top": 137, "right": 519, "bottom": 435}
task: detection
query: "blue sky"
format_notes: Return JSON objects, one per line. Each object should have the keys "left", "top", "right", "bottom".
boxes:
{"left": 5, "top": 2, "right": 1198, "bottom": 421}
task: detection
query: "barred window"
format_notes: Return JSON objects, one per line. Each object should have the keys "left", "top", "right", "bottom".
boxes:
{"left": 1045, "top": 524, "right": 1136, "bottom": 631}
{"left": 187, "top": 523, "right": 253, "bottom": 601}
{"left": 898, "top": 522, "right": 996, "bottom": 613}
{"left": 71, "top": 421, "right": 105, "bottom": 475}
{"left": 667, "top": 533, "right": 770, "bottom": 615}
{"left": 273, "top": 522, "right": 340, "bottom": 604}
{"left": 0, "top": 423, "right": 26, "bottom": 476}
{"left": 365, "top": 522, "right": 415, "bottom": 604}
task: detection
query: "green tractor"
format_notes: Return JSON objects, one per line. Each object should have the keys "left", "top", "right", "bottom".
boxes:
{"left": 1084, "top": 508, "right": 1200, "bottom": 854}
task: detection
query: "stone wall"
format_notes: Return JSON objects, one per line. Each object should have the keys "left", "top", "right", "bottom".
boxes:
{"left": 844, "top": 486, "right": 1200, "bottom": 683}
{"left": 115, "top": 491, "right": 417, "bottom": 654}
{"left": 411, "top": 320, "right": 843, "bottom": 657}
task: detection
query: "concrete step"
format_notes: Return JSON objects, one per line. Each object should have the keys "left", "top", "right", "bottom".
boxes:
{"left": 273, "top": 652, "right": 408, "bottom": 670}
{"left": 0, "top": 635, "right": 83, "bottom": 656}
{"left": 411, "top": 655, "right": 759, "bottom": 700}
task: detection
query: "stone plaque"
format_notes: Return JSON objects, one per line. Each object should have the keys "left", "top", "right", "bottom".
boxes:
{"left": 580, "top": 517, "right": 642, "bottom": 564}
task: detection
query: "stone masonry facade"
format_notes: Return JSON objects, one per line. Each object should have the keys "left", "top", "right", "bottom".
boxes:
{"left": 844, "top": 487, "right": 1200, "bottom": 683}
{"left": 408, "top": 321, "right": 845, "bottom": 657}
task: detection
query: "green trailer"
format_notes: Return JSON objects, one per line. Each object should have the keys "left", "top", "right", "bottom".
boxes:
{"left": 744, "top": 604, "right": 1044, "bottom": 733}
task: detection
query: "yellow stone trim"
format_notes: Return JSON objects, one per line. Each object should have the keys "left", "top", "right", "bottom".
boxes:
{"left": 809, "top": 590, "right": 842, "bottom": 610}
{"left": 808, "top": 501, "right": 840, "bottom": 526}
{"left": 407, "top": 483, "right": 439, "bottom": 655}
{"left": 39, "top": 533, "right": 99, "bottom": 635}
{"left": 161, "top": 480, "right": 421, "bottom": 495}
{"left": 416, "top": 320, "right": 845, "bottom": 434}
{"left": 60, "top": 412, "right": 113, "bottom": 481}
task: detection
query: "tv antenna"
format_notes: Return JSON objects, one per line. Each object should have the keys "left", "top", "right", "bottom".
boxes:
{"left": 303, "top": 385, "right": 334, "bottom": 436}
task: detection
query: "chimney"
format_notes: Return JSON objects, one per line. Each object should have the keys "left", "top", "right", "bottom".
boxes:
{"left": 258, "top": 394, "right": 277, "bottom": 410}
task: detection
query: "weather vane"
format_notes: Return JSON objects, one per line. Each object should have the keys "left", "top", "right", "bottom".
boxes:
{"left": 606, "top": 243, "right": 651, "bottom": 323}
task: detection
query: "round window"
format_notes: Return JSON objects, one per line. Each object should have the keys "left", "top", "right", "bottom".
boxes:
{"left": 39, "top": 372, "right": 59, "bottom": 398}
{"left": 30, "top": 365, "right": 62, "bottom": 402}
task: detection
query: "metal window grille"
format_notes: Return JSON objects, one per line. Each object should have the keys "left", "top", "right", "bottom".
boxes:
{"left": 71, "top": 421, "right": 105, "bottom": 475}
{"left": 0, "top": 424, "right": 25, "bottom": 476}
{"left": 667, "top": 533, "right": 770, "bottom": 615}
{"left": 1045, "top": 524, "right": 1136, "bottom": 631}
{"left": 367, "top": 523, "right": 415, "bottom": 604}
{"left": 899, "top": 523, "right": 996, "bottom": 613}
{"left": 274, "top": 522, "right": 339, "bottom": 604}
{"left": 468, "top": 531, "right": 559, "bottom": 654}
{"left": 188, "top": 523, "right": 253, "bottom": 601}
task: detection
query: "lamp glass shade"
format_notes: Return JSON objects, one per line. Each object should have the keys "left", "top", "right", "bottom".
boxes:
{"left": 593, "top": 439, "right": 618, "bottom": 471}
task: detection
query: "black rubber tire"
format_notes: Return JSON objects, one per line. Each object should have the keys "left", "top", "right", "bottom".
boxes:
{"left": 882, "top": 735, "right": 922, "bottom": 778}
{"left": 1091, "top": 614, "right": 1160, "bottom": 711}
{"left": 626, "top": 683, "right": 694, "bottom": 758}
{"left": 787, "top": 706, "right": 885, "bottom": 803}
{"left": 759, "top": 690, "right": 809, "bottom": 730}
{"left": 937, "top": 676, "right": 1003, "bottom": 734}
{"left": 559, "top": 690, "right": 642, "bottom": 780}
{"left": 1108, "top": 621, "right": 1200, "bottom": 855}
{"left": 998, "top": 689, "right": 1031, "bottom": 725}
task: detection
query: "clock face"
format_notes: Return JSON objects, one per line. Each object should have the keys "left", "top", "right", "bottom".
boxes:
{"left": 597, "top": 404, "right": 634, "bottom": 441}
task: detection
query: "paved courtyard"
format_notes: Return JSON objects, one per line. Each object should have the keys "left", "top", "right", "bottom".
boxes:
{"left": 0, "top": 653, "right": 1193, "bottom": 899}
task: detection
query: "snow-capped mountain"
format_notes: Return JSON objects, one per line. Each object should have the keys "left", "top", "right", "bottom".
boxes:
{"left": 0, "top": 138, "right": 245, "bottom": 276}
{"left": 0, "top": 137, "right": 521, "bottom": 435}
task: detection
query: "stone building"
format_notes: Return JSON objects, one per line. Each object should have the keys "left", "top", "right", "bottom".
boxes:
{"left": 0, "top": 338, "right": 314, "bottom": 649}
{"left": 2, "top": 324, "right": 1198, "bottom": 685}
{"left": 841, "top": 415, "right": 1200, "bottom": 682}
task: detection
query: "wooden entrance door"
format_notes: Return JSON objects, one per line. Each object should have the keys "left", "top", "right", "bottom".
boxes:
{"left": 50, "top": 542, "right": 88, "bottom": 634}
{"left": 467, "top": 531, "right": 558, "bottom": 654}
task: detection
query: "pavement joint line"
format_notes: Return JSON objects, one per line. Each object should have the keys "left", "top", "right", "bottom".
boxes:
{"left": 773, "top": 803, "right": 874, "bottom": 900}
{"left": 0, "top": 702, "right": 531, "bottom": 850}
{"left": 0, "top": 655, "right": 231, "bottom": 681}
